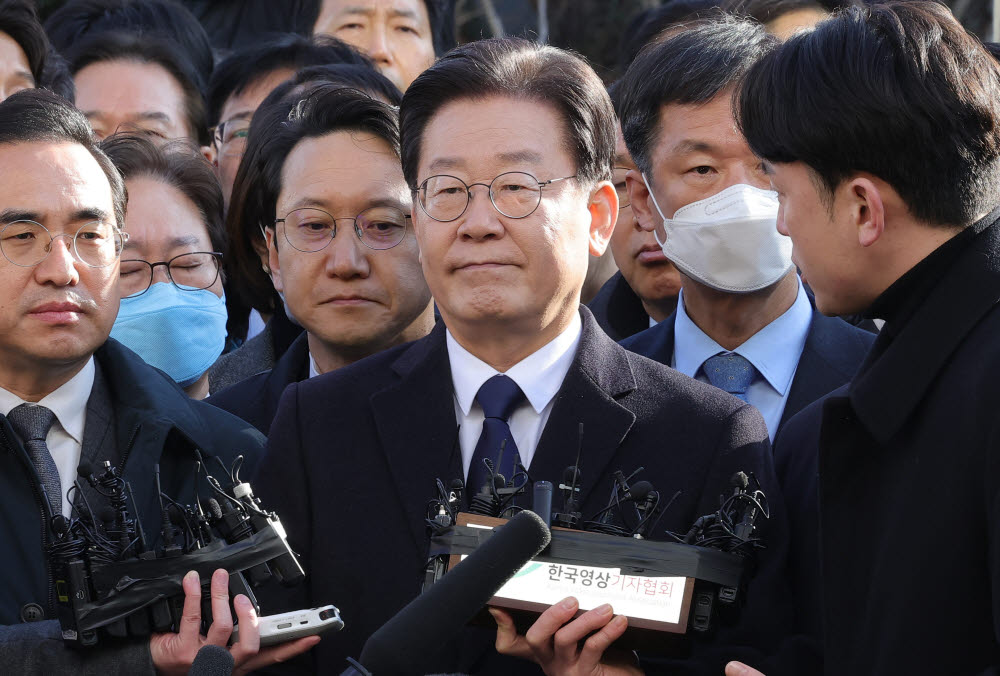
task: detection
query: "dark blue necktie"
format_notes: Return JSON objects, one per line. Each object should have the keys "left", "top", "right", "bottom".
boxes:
{"left": 468, "top": 375, "right": 526, "bottom": 493}
{"left": 702, "top": 352, "right": 756, "bottom": 402}
{"left": 7, "top": 404, "right": 61, "bottom": 516}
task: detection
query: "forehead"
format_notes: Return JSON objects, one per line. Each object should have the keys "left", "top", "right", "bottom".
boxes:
{"left": 219, "top": 68, "right": 295, "bottom": 124}
{"left": 0, "top": 141, "right": 113, "bottom": 221}
{"left": 74, "top": 59, "right": 186, "bottom": 117}
{"left": 123, "top": 176, "right": 210, "bottom": 247}
{"left": 320, "top": 0, "right": 429, "bottom": 20}
{"left": 418, "top": 96, "right": 574, "bottom": 178}
{"left": 0, "top": 31, "right": 30, "bottom": 72}
{"left": 277, "top": 130, "right": 409, "bottom": 211}
{"left": 653, "top": 92, "right": 750, "bottom": 162}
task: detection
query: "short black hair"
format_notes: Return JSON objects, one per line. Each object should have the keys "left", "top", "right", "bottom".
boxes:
{"left": 293, "top": 63, "right": 403, "bottom": 105}
{"left": 617, "top": 16, "right": 775, "bottom": 180}
{"left": 738, "top": 1, "right": 1000, "bottom": 227}
{"left": 65, "top": 31, "right": 210, "bottom": 145}
{"left": 304, "top": 0, "right": 456, "bottom": 56}
{"left": 100, "top": 133, "right": 224, "bottom": 253}
{"left": 0, "top": 0, "right": 48, "bottom": 86}
{"left": 226, "top": 84, "right": 401, "bottom": 315}
{"left": 619, "top": 0, "right": 723, "bottom": 71}
{"left": 45, "top": 0, "right": 214, "bottom": 93}
{"left": 207, "top": 33, "right": 372, "bottom": 127}
{"left": 0, "top": 89, "right": 126, "bottom": 230}
{"left": 400, "top": 37, "right": 616, "bottom": 189}
{"left": 723, "top": 0, "right": 831, "bottom": 25}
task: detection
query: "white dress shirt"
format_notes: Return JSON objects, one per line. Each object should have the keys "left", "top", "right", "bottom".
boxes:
{"left": 308, "top": 352, "right": 321, "bottom": 379}
{"left": 447, "top": 312, "right": 583, "bottom": 479}
{"left": 0, "top": 358, "right": 95, "bottom": 517}
{"left": 672, "top": 279, "right": 812, "bottom": 441}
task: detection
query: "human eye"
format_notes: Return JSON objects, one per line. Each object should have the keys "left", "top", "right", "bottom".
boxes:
{"left": 689, "top": 165, "right": 715, "bottom": 176}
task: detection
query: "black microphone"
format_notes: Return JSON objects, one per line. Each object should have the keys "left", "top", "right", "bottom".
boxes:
{"left": 345, "top": 510, "right": 552, "bottom": 676}
{"left": 188, "top": 644, "right": 233, "bottom": 676}
{"left": 532, "top": 480, "right": 553, "bottom": 526}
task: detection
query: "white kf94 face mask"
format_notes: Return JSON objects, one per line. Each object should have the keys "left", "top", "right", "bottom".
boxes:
{"left": 641, "top": 178, "right": 794, "bottom": 293}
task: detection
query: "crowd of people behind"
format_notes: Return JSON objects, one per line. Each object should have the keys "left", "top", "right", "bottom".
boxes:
{"left": 0, "top": 0, "right": 998, "bottom": 674}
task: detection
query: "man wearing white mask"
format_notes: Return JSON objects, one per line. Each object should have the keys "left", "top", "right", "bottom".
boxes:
{"left": 618, "top": 17, "right": 873, "bottom": 441}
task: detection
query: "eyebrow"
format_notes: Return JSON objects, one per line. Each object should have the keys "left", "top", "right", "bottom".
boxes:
{"left": 286, "top": 196, "right": 410, "bottom": 214}
{"left": 427, "top": 150, "right": 545, "bottom": 174}
{"left": 671, "top": 139, "right": 718, "bottom": 155}
{"left": 0, "top": 208, "right": 110, "bottom": 225}
{"left": 341, "top": 6, "right": 419, "bottom": 19}
{"left": 125, "top": 234, "right": 202, "bottom": 251}
{"left": 14, "top": 69, "right": 34, "bottom": 84}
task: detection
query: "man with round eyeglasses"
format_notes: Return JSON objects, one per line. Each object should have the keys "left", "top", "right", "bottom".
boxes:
{"left": 254, "top": 38, "right": 784, "bottom": 676}
{"left": 207, "top": 83, "right": 434, "bottom": 436}
{"left": 0, "top": 90, "right": 318, "bottom": 672}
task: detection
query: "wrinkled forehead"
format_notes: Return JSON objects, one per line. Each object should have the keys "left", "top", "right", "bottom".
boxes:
{"left": 0, "top": 141, "right": 115, "bottom": 230}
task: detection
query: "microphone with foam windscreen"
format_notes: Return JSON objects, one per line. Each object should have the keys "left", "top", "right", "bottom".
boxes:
{"left": 342, "top": 510, "right": 552, "bottom": 676}
{"left": 187, "top": 644, "right": 234, "bottom": 676}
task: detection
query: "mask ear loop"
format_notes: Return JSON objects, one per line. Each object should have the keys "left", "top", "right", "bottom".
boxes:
{"left": 641, "top": 172, "right": 670, "bottom": 248}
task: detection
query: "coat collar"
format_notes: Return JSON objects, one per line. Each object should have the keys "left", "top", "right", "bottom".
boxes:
{"left": 369, "top": 307, "right": 638, "bottom": 553}
{"left": 849, "top": 212, "right": 1000, "bottom": 443}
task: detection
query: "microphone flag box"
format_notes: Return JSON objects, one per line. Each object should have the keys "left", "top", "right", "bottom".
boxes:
{"left": 425, "top": 513, "right": 747, "bottom": 647}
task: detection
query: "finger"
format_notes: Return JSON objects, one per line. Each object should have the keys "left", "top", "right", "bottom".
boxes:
{"left": 725, "top": 661, "right": 767, "bottom": 676}
{"left": 177, "top": 570, "right": 203, "bottom": 643}
{"left": 578, "top": 613, "right": 628, "bottom": 667}
{"left": 489, "top": 607, "right": 534, "bottom": 661}
{"left": 205, "top": 569, "right": 234, "bottom": 646}
{"left": 523, "top": 597, "right": 579, "bottom": 662}
{"left": 228, "top": 594, "right": 260, "bottom": 666}
{"left": 234, "top": 636, "right": 321, "bottom": 676}
{"left": 552, "top": 603, "right": 615, "bottom": 664}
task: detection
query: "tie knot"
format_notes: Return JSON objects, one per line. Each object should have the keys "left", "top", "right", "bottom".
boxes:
{"left": 6, "top": 404, "right": 56, "bottom": 443}
{"left": 475, "top": 375, "right": 526, "bottom": 421}
{"left": 702, "top": 352, "right": 756, "bottom": 397}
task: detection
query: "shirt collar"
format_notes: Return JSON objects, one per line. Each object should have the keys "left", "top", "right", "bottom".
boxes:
{"left": 0, "top": 357, "right": 95, "bottom": 444}
{"left": 447, "top": 312, "right": 583, "bottom": 416}
{"left": 308, "top": 352, "right": 320, "bottom": 379}
{"left": 674, "top": 278, "right": 812, "bottom": 396}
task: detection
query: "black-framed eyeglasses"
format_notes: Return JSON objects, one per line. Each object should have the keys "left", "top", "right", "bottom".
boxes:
{"left": 0, "top": 220, "right": 127, "bottom": 268}
{"left": 210, "top": 117, "right": 250, "bottom": 157}
{"left": 274, "top": 206, "right": 410, "bottom": 252}
{"left": 119, "top": 251, "right": 223, "bottom": 299}
{"left": 413, "top": 172, "right": 578, "bottom": 222}
{"left": 612, "top": 166, "right": 631, "bottom": 209}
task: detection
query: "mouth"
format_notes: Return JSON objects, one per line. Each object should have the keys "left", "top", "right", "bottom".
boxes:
{"left": 455, "top": 262, "right": 514, "bottom": 272}
{"left": 321, "top": 295, "right": 377, "bottom": 306}
{"left": 635, "top": 245, "right": 668, "bottom": 264}
{"left": 30, "top": 301, "right": 84, "bottom": 324}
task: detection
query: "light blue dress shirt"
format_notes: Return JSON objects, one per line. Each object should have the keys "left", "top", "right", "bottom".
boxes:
{"left": 671, "top": 279, "right": 812, "bottom": 441}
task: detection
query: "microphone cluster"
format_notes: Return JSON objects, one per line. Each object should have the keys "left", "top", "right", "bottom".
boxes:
{"left": 423, "top": 424, "right": 770, "bottom": 639}
{"left": 49, "top": 452, "right": 304, "bottom": 646}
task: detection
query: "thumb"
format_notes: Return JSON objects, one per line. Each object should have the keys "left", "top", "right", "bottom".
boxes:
{"left": 725, "top": 661, "right": 766, "bottom": 676}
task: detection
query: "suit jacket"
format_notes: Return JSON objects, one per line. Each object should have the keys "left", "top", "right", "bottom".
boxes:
{"left": 254, "top": 307, "right": 791, "bottom": 675}
{"left": 587, "top": 271, "right": 654, "bottom": 341}
{"left": 774, "top": 213, "right": 1000, "bottom": 675}
{"left": 209, "top": 307, "right": 305, "bottom": 393}
{"left": 620, "top": 307, "right": 874, "bottom": 432}
{"left": 208, "top": 332, "right": 310, "bottom": 435}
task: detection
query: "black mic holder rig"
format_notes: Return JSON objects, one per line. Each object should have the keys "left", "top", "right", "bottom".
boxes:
{"left": 423, "top": 458, "right": 769, "bottom": 638}
{"left": 50, "top": 452, "right": 305, "bottom": 647}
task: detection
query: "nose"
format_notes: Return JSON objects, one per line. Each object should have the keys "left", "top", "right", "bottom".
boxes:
{"left": 150, "top": 263, "right": 171, "bottom": 286}
{"left": 324, "top": 229, "right": 371, "bottom": 279}
{"left": 34, "top": 235, "right": 80, "bottom": 286}
{"left": 456, "top": 185, "right": 505, "bottom": 240}
{"left": 776, "top": 203, "right": 789, "bottom": 236}
{"left": 366, "top": 25, "right": 392, "bottom": 65}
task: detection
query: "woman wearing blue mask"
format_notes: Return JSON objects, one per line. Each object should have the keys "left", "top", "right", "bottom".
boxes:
{"left": 101, "top": 134, "right": 228, "bottom": 400}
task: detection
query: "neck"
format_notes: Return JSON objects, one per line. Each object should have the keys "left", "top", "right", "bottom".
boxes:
{"left": 681, "top": 271, "right": 799, "bottom": 351}
{"left": 309, "top": 302, "right": 437, "bottom": 375}
{"left": 868, "top": 222, "right": 967, "bottom": 305}
{"left": 0, "top": 357, "right": 89, "bottom": 403}
{"left": 183, "top": 372, "right": 211, "bottom": 400}
{"left": 643, "top": 296, "right": 678, "bottom": 324}
{"left": 444, "top": 307, "right": 578, "bottom": 372}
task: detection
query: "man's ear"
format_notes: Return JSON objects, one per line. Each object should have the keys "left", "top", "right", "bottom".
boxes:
{"left": 587, "top": 181, "right": 617, "bottom": 256}
{"left": 201, "top": 144, "right": 216, "bottom": 166}
{"left": 265, "top": 227, "right": 283, "bottom": 292}
{"left": 844, "top": 177, "right": 886, "bottom": 248}
{"left": 626, "top": 169, "right": 659, "bottom": 233}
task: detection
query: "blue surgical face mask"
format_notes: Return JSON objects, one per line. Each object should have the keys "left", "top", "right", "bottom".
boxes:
{"left": 111, "top": 283, "right": 228, "bottom": 387}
